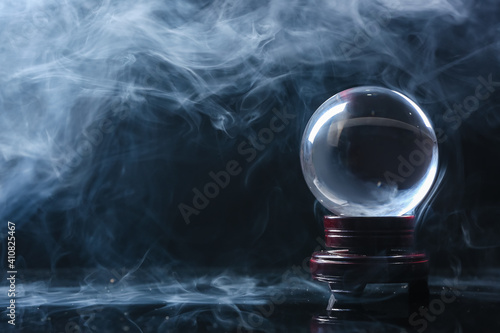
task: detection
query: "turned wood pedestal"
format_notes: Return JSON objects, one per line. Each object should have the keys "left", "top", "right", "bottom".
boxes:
{"left": 310, "top": 216, "right": 429, "bottom": 298}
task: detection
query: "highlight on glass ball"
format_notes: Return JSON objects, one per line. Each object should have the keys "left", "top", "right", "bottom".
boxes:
{"left": 300, "top": 86, "right": 438, "bottom": 216}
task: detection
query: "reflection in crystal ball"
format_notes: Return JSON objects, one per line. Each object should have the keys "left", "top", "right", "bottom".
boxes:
{"left": 300, "top": 86, "right": 438, "bottom": 216}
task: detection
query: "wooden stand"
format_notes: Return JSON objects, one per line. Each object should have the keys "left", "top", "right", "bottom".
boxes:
{"left": 310, "top": 216, "right": 429, "bottom": 297}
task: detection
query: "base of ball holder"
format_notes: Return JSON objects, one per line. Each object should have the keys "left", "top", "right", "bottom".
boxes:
{"left": 310, "top": 215, "right": 429, "bottom": 297}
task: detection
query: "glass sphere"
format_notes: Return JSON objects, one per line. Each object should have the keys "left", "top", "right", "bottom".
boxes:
{"left": 300, "top": 86, "right": 438, "bottom": 216}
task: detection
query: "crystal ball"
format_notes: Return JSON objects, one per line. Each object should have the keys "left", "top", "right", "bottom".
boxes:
{"left": 300, "top": 86, "right": 438, "bottom": 216}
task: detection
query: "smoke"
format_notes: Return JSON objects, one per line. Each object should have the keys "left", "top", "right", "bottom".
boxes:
{"left": 0, "top": 269, "right": 329, "bottom": 331}
{"left": 3, "top": 271, "right": 326, "bottom": 308}
{"left": 1, "top": 0, "right": 500, "bottom": 329}
{"left": 0, "top": 0, "right": 484, "bottom": 193}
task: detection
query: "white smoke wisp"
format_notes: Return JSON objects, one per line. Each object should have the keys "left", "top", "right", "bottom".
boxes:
{"left": 0, "top": 0, "right": 478, "bottom": 218}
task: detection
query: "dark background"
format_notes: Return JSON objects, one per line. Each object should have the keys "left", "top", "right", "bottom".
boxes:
{"left": 1, "top": 0, "right": 500, "bottom": 302}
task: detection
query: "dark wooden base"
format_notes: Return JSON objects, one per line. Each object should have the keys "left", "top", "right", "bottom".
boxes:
{"left": 310, "top": 216, "right": 429, "bottom": 297}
